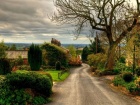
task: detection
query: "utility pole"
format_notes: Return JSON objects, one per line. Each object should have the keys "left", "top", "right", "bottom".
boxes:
{"left": 96, "top": 32, "right": 98, "bottom": 54}
{"left": 133, "top": 44, "right": 136, "bottom": 75}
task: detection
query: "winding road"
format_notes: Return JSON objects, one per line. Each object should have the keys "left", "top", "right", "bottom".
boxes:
{"left": 46, "top": 64, "right": 140, "bottom": 105}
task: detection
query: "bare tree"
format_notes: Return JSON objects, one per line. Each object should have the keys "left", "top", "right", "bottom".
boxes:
{"left": 52, "top": 0, "right": 140, "bottom": 70}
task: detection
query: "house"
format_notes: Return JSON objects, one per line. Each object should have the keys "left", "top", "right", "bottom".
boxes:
{"left": 6, "top": 50, "right": 28, "bottom": 65}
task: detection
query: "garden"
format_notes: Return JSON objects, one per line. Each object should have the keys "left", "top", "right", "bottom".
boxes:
{"left": 0, "top": 41, "right": 82, "bottom": 105}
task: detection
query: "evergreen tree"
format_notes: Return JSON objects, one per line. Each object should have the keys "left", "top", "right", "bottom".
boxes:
{"left": 82, "top": 46, "right": 89, "bottom": 62}
{"left": 28, "top": 44, "right": 42, "bottom": 71}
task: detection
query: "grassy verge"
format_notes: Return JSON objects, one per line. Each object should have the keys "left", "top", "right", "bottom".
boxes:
{"left": 47, "top": 70, "right": 70, "bottom": 82}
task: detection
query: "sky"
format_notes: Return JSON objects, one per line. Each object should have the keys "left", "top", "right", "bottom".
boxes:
{"left": 0, "top": 0, "right": 136, "bottom": 44}
{"left": 0, "top": 0, "right": 90, "bottom": 44}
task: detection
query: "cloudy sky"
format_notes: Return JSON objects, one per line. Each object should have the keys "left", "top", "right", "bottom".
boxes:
{"left": 0, "top": 0, "right": 90, "bottom": 44}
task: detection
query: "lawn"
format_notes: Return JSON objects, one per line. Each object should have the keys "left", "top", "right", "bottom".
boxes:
{"left": 47, "top": 70, "right": 70, "bottom": 82}
{"left": 15, "top": 70, "right": 70, "bottom": 82}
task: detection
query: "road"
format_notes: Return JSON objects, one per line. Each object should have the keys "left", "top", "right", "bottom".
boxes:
{"left": 46, "top": 64, "right": 140, "bottom": 105}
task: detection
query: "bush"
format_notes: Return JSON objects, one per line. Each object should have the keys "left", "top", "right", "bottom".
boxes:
{"left": 32, "top": 96, "right": 47, "bottom": 105}
{"left": 0, "top": 58, "right": 11, "bottom": 75}
{"left": 113, "top": 75, "right": 126, "bottom": 86}
{"left": 0, "top": 88, "right": 32, "bottom": 105}
{"left": 68, "top": 56, "right": 82, "bottom": 66}
{"left": 55, "top": 61, "right": 61, "bottom": 70}
{"left": 87, "top": 53, "right": 106, "bottom": 68}
{"left": 122, "top": 72, "right": 133, "bottom": 82}
{"left": 136, "top": 67, "right": 140, "bottom": 76}
{"left": 118, "top": 56, "right": 126, "bottom": 63}
{"left": 5, "top": 72, "right": 52, "bottom": 97}
{"left": 17, "top": 65, "right": 31, "bottom": 71}
{"left": 126, "top": 82, "right": 138, "bottom": 93}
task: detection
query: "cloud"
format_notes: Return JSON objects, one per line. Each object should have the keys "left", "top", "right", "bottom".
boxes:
{"left": 0, "top": 0, "right": 90, "bottom": 44}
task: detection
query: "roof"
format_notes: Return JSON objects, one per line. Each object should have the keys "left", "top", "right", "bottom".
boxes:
{"left": 6, "top": 50, "right": 28, "bottom": 59}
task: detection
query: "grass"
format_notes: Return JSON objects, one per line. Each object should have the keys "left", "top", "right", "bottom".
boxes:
{"left": 47, "top": 70, "right": 70, "bottom": 82}
{"left": 15, "top": 70, "right": 70, "bottom": 82}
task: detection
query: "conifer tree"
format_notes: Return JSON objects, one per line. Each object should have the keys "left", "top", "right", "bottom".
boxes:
{"left": 28, "top": 44, "right": 42, "bottom": 71}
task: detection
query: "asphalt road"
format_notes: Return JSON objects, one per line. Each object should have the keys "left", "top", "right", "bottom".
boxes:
{"left": 46, "top": 64, "right": 140, "bottom": 105}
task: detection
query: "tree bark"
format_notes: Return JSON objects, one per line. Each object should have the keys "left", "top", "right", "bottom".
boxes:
{"left": 105, "top": 43, "right": 118, "bottom": 70}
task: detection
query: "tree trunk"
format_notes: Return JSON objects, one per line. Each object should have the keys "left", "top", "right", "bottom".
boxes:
{"left": 105, "top": 43, "right": 118, "bottom": 70}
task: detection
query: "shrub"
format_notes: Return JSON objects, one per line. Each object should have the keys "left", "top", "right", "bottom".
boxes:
{"left": 126, "top": 82, "right": 138, "bottom": 93}
{"left": 68, "top": 56, "right": 82, "bottom": 66}
{"left": 55, "top": 61, "right": 61, "bottom": 70}
{"left": 87, "top": 53, "right": 106, "bottom": 68}
{"left": 113, "top": 75, "right": 125, "bottom": 86}
{"left": 136, "top": 67, "right": 140, "bottom": 76}
{"left": 15, "top": 56, "right": 24, "bottom": 66}
{"left": 17, "top": 65, "right": 31, "bottom": 71}
{"left": 122, "top": 72, "right": 133, "bottom": 82}
{"left": 5, "top": 72, "right": 52, "bottom": 97}
{"left": 0, "top": 58, "right": 11, "bottom": 75}
{"left": 0, "top": 80, "right": 50, "bottom": 105}
{"left": 32, "top": 96, "right": 47, "bottom": 105}
{"left": 0, "top": 88, "right": 32, "bottom": 105}
{"left": 118, "top": 56, "right": 126, "bottom": 63}
{"left": 28, "top": 44, "right": 42, "bottom": 71}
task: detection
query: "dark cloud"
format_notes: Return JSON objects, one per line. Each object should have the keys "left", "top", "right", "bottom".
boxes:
{"left": 0, "top": 0, "right": 90, "bottom": 44}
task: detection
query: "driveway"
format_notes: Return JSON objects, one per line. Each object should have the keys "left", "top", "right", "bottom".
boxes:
{"left": 46, "top": 64, "right": 140, "bottom": 105}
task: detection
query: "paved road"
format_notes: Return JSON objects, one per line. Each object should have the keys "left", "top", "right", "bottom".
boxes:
{"left": 47, "top": 64, "right": 140, "bottom": 105}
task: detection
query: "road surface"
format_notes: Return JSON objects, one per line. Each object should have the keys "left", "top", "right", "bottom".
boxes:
{"left": 46, "top": 64, "right": 140, "bottom": 105}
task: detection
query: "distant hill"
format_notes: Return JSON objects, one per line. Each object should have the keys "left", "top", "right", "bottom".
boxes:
{"left": 5, "top": 43, "right": 88, "bottom": 50}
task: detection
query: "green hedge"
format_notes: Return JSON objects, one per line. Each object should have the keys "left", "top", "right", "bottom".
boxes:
{"left": 5, "top": 72, "right": 52, "bottom": 97}
{"left": 42, "top": 43, "right": 68, "bottom": 67}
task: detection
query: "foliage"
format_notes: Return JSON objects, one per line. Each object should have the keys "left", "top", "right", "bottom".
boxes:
{"left": 122, "top": 72, "right": 133, "bottom": 82}
{"left": 15, "top": 56, "right": 24, "bottom": 66}
{"left": 0, "top": 58, "right": 11, "bottom": 75}
{"left": 47, "top": 70, "right": 69, "bottom": 82}
{"left": 9, "top": 44, "right": 17, "bottom": 50}
{"left": 68, "top": 56, "right": 82, "bottom": 66}
{"left": 52, "top": 0, "right": 140, "bottom": 70}
{"left": 0, "top": 73, "right": 51, "bottom": 105}
{"left": 66, "top": 45, "right": 76, "bottom": 57}
{"left": 32, "top": 96, "right": 48, "bottom": 105}
{"left": 118, "top": 56, "right": 126, "bottom": 63}
{"left": 81, "top": 46, "right": 89, "bottom": 62}
{"left": 113, "top": 75, "right": 126, "bottom": 86}
{"left": 114, "top": 62, "right": 132, "bottom": 73}
{"left": 113, "top": 75, "right": 139, "bottom": 93}
{"left": 42, "top": 43, "right": 68, "bottom": 67}
{"left": 0, "top": 40, "right": 7, "bottom": 58}
{"left": 87, "top": 53, "right": 107, "bottom": 68}
{"left": 135, "top": 67, "right": 140, "bottom": 76}
{"left": 28, "top": 43, "right": 42, "bottom": 71}
{"left": 5, "top": 72, "right": 52, "bottom": 97}
{"left": 17, "top": 65, "right": 31, "bottom": 71}
{"left": 89, "top": 36, "right": 104, "bottom": 54}
{"left": 55, "top": 61, "right": 61, "bottom": 70}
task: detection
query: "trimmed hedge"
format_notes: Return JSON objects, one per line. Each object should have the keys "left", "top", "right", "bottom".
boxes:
{"left": 41, "top": 43, "right": 68, "bottom": 67}
{"left": 5, "top": 72, "right": 52, "bottom": 97}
